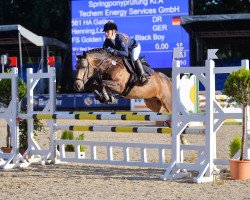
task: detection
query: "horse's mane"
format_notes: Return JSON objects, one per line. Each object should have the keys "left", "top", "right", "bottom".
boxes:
{"left": 86, "top": 48, "right": 107, "bottom": 54}
{"left": 83, "top": 48, "right": 120, "bottom": 60}
{"left": 81, "top": 48, "right": 106, "bottom": 57}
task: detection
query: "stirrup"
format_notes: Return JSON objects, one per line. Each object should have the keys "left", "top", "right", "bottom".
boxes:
{"left": 141, "top": 76, "right": 148, "bottom": 85}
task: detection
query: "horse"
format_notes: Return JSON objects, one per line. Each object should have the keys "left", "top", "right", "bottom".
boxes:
{"left": 74, "top": 48, "right": 172, "bottom": 113}
{"left": 74, "top": 48, "right": 189, "bottom": 144}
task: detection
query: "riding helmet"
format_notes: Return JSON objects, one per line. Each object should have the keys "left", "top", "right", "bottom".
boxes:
{"left": 103, "top": 21, "right": 118, "bottom": 32}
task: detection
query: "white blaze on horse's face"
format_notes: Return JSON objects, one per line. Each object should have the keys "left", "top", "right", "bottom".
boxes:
{"left": 74, "top": 57, "right": 88, "bottom": 92}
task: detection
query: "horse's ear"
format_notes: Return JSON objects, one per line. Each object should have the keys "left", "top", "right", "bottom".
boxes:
{"left": 74, "top": 51, "right": 81, "bottom": 59}
{"left": 76, "top": 54, "right": 82, "bottom": 59}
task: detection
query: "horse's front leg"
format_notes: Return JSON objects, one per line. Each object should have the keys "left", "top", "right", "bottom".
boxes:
{"left": 94, "top": 80, "right": 118, "bottom": 104}
{"left": 101, "top": 86, "right": 114, "bottom": 103}
{"left": 92, "top": 79, "right": 110, "bottom": 104}
{"left": 102, "top": 80, "right": 122, "bottom": 94}
{"left": 94, "top": 80, "right": 121, "bottom": 103}
{"left": 93, "top": 88, "right": 108, "bottom": 103}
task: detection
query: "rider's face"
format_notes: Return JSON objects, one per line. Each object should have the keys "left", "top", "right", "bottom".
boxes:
{"left": 105, "top": 30, "right": 115, "bottom": 39}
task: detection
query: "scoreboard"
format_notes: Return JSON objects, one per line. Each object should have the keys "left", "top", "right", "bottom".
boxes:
{"left": 71, "top": 0, "right": 189, "bottom": 69}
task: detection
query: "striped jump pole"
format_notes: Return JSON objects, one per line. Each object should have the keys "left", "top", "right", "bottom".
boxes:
{"left": 55, "top": 125, "right": 205, "bottom": 135}
{"left": 68, "top": 111, "right": 170, "bottom": 115}
{"left": 20, "top": 113, "right": 172, "bottom": 121}
{"left": 55, "top": 125, "right": 172, "bottom": 134}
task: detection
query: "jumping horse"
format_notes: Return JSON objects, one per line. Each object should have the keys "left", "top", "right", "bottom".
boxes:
{"left": 74, "top": 48, "right": 172, "bottom": 113}
{"left": 74, "top": 48, "right": 188, "bottom": 144}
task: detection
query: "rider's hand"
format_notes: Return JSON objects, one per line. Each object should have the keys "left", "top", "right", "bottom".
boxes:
{"left": 107, "top": 47, "right": 115, "bottom": 54}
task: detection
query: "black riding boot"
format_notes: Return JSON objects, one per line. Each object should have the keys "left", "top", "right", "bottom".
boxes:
{"left": 134, "top": 59, "right": 148, "bottom": 85}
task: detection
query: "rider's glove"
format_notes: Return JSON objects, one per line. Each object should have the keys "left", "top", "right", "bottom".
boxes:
{"left": 107, "top": 47, "right": 115, "bottom": 54}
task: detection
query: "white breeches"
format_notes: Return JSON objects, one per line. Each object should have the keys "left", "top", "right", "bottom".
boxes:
{"left": 131, "top": 43, "right": 141, "bottom": 61}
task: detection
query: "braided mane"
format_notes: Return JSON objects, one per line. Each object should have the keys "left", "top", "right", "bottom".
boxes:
{"left": 86, "top": 48, "right": 107, "bottom": 54}
{"left": 81, "top": 48, "right": 107, "bottom": 58}
{"left": 83, "top": 48, "right": 120, "bottom": 60}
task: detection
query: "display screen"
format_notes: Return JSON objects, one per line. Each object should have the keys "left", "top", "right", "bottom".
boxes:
{"left": 71, "top": 0, "right": 189, "bottom": 69}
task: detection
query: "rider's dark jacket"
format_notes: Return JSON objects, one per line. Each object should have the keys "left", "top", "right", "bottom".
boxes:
{"left": 103, "top": 33, "right": 138, "bottom": 58}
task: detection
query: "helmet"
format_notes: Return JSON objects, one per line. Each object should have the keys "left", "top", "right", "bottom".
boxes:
{"left": 103, "top": 21, "right": 118, "bottom": 32}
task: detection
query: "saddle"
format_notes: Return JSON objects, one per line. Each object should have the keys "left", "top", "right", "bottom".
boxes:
{"left": 124, "top": 57, "right": 154, "bottom": 77}
{"left": 121, "top": 57, "right": 154, "bottom": 96}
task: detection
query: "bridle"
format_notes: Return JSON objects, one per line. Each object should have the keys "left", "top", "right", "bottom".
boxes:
{"left": 75, "top": 58, "right": 94, "bottom": 84}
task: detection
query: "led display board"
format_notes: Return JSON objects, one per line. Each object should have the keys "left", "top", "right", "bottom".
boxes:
{"left": 71, "top": 0, "right": 189, "bottom": 69}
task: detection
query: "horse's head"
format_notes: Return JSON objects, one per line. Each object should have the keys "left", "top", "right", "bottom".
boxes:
{"left": 74, "top": 52, "right": 92, "bottom": 91}
{"left": 74, "top": 48, "right": 109, "bottom": 92}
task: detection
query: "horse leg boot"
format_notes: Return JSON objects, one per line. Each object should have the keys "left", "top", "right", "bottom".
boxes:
{"left": 93, "top": 84, "right": 110, "bottom": 104}
{"left": 94, "top": 89, "right": 106, "bottom": 103}
{"left": 102, "top": 87, "right": 116, "bottom": 103}
{"left": 134, "top": 59, "right": 148, "bottom": 85}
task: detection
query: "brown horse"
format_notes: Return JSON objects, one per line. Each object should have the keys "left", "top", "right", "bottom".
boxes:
{"left": 74, "top": 48, "right": 172, "bottom": 113}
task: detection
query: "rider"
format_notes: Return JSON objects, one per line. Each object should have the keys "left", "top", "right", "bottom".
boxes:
{"left": 102, "top": 21, "right": 148, "bottom": 85}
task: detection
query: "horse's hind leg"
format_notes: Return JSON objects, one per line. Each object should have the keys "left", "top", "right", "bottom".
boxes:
{"left": 144, "top": 98, "right": 163, "bottom": 113}
{"left": 94, "top": 80, "right": 120, "bottom": 104}
{"left": 145, "top": 99, "right": 189, "bottom": 145}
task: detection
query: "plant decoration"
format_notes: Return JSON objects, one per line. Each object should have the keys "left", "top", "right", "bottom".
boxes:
{"left": 76, "top": 133, "right": 86, "bottom": 152}
{"left": 61, "top": 130, "right": 75, "bottom": 152}
{"left": 60, "top": 130, "right": 85, "bottom": 152}
{"left": 223, "top": 68, "right": 250, "bottom": 160}
{"left": 229, "top": 136, "right": 241, "bottom": 158}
